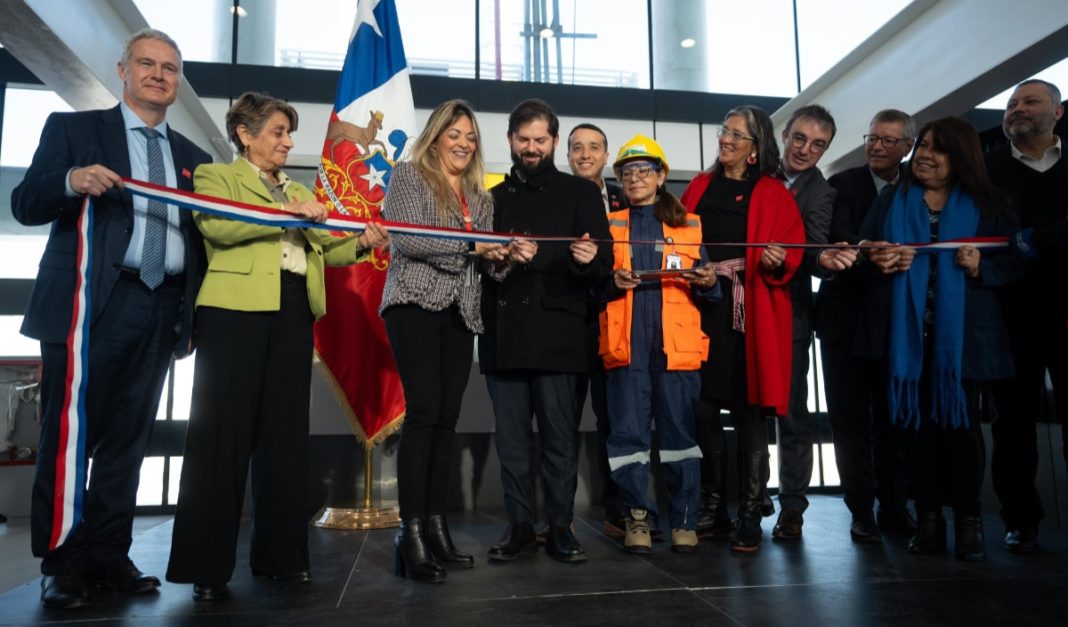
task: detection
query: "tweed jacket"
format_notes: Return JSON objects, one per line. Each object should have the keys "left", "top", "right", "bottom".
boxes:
{"left": 379, "top": 161, "right": 501, "bottom": 333}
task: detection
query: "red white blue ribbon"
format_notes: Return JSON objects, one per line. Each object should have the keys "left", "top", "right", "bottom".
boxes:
{"left": 122, "top": 178, "right": 1008, "bottom": 251}
{"left": 51, "top": 196, "right": 91, "bottom": 551}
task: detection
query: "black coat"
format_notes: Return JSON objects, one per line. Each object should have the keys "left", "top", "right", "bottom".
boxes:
{"left": 11, "top": 105, "right": 212, "bottom": 357}
{"left": 815, "top": 165, "right": 882, "bottom": 342}
{"left": 479, "top": 164, "right": 612, "bottom": 373}
{"left": 851, "top": 184, "right": 1023, "bottom": 382}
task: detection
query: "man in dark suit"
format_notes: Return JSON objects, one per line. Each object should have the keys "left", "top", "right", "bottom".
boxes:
{"left": 566, "top": 123, "right": 627, "bottom": 537}
{"left": 771, "top": 105, "right": 837, "bottom": 540}
{"left": 987, "top": 79, "right": 1066, "bottom": 555}
{"left": 11, "top": 28, "right": 212, "bottom": 609}
{"left": 817, "top": 109, "right": 916, "bottom": 542}
{"left": 481, "top": 100, "right": 612, "bottom": 563}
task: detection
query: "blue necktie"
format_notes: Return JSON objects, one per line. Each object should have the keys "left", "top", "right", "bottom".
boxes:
{"left": 137, "top": 127, "right": 168, "bottom": 289}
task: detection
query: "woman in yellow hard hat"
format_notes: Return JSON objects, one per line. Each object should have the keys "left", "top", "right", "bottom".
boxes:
{"left": 600, "top": 134, "right": 720, "bottom": 554}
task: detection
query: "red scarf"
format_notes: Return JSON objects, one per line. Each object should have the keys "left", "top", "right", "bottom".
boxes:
{"left": 680, "top": 172, "right": 805, "bottom": 416}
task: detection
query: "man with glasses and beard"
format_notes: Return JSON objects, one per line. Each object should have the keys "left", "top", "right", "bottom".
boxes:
{"left": 771, "top": 104, "right": 837, "bottom": 541}
{"left": 987, "top": 79, "right": 1066, "bottom": 556}
{"left": 480, "top": 99, "right": 612, "bottom": 564}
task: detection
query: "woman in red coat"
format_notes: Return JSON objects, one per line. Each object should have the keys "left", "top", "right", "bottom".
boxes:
{"left": 680, "top": 105, "right": 805, "bottom": 552}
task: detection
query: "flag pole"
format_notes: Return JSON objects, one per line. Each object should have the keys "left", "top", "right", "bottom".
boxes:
{"left": 313, "top": 443, "right": 400, "bottom": 530}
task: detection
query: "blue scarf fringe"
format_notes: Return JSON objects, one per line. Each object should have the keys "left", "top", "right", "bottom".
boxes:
{"left": 884, "top": 184, "right": 978, "bottom": 431}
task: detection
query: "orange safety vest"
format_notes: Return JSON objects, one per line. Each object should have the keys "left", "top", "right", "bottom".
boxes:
{"left": 599, "top": 209, "right": 710, "bottom": 371}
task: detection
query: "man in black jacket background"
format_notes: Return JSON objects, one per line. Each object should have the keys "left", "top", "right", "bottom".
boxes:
{"left": 987, "top": 78, "right": 1066, "bottom": 555}
{"left": 566, "top": 122, "right": 627, "bottom": 537}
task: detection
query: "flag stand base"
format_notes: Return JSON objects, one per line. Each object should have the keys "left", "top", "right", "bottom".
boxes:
{"left": 313, "top": 505, "right": 400, "bottom": 530}
{"left": 313, "top": 445, "right": 400, "bottom": 530}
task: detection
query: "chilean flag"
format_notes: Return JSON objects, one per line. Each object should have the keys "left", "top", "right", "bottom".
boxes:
{"left": 313, "top": 0, "right": 415, "bottom": 446}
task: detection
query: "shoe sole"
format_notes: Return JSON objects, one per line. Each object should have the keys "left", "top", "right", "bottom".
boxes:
{"left": 487, "top": 544, "right": 538, "bottom": 562}
{"left": 731, "top": 542, "right": 761, "bottom": 553}
{"left": 547, "top": 552, "right": 588, "bottom": 563}
{"left": 42, "top": 597, "right": 91, "bottom": 610}
{"left": 772, "top": 531, "right": 802, "bottom": 540}
{"left": 624, "top": 544, "right": 652, "bottom": 554}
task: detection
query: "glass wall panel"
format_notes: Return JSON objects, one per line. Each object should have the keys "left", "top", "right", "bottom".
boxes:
{"left": 134, "top": 0, "right": 231, "bottom": 63}
{"left": 794, "top": 0, "right": 910, "bottom": 90}
{"left": 703, "top": 0, "right": 797, "bottom": 97}
{"left": 976, "top": 56, "right": 1068, "bottom": 109}
{"left": 479, "top": 0, "right": 649, "bottom": 88}
{"left": 1, "top": 87, "right": 67, "bottom": 281}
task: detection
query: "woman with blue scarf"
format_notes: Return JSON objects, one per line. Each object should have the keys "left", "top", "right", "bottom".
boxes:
{"left": 856, "top": 117, "right": 1022, "bottom": 561}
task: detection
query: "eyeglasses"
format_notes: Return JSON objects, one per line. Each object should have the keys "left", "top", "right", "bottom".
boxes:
{"left": 789, "top": 132, "right": 829, "bottom": 153}
{"left": 618, "top": 163, "right": 660, "bottom": 180}
{"left": 717, "top": 127, "right": 756, "bottom": 143}
{"left": 863, "top": 134, "right": 909, "bottom": 148}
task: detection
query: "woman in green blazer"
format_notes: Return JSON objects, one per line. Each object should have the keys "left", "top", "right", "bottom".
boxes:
{"left": 166, "top": 92, "right": 387, "bottom": 602}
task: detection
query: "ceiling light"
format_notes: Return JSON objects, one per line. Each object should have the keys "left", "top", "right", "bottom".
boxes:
{"left": 229, "top": 6, "right": 248, "bottom": 17}
{"left": 539, "top": 27, "right": 554, "bottom": 38}
{"left": 680, "top": 38, "right": 696, "bottom": 48}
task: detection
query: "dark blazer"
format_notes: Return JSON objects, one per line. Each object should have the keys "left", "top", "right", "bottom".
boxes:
{"left": 786, "top": 165, "right": 835, "bottom": 339}
{"left": 851, "top": 184, "right": 1023, "bottom": 382}
{"left": 479, "top": 165, "right": 612, "bottom": 373}
{"left": 11, "top": 105, "right": 212, "bottom": 357}
{"left": 815, "top": 165, "right": 882, "bottom": 342}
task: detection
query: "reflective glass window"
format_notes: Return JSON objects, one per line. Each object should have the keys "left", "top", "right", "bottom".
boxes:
{"left": 479, "top": 0, "right": 649, "bottom": 88}
{"left": 794, "top": 0, "right": 910, "bottom": 90}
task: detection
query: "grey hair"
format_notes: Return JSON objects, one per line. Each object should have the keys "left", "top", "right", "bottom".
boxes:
{"left": 870, "top": 109, "right": 915, "bottom": 139}
{"left": 1016, "top": 79, "right": 1062, "bottom": 105}
{"left": 120, "top": 28, "right": 183, "bottom": 71}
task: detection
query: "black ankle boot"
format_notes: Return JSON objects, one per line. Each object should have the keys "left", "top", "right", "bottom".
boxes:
{"left": 907, "top": 511, "right": 947, "bottom": 555}
{"left": 426, "top": 514, "right": 474, "bottom": 569}
{"left": 697, "top": 486, "right": 732, "bottom": 538}
{"left": 395, "top": 519, "right": 446, "bottom": 583}
{"left": 954, "top": 513, "right": 986, "bottom": 561}
{"left": 731, "top": 451, "right": 767, "bottom": 553}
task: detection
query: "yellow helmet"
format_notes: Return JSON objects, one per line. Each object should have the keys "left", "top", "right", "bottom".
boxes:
{"left": 613, "top": 134, "right": 669, "bottom": 174}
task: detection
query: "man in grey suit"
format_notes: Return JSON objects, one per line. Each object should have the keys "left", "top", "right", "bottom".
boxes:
{"left": 771, "top": 105, "right": 837, "bottom": 540}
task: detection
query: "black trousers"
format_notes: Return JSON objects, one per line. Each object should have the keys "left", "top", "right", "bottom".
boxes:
{"left": 167, "top": 272, "right": 314, "bottom": 584}
{"left": 32, "top": 276, "right": 181, "bottom": 575}
{"left": 909, "top": 382, "right": 985, "bottom": 516}
{"left": 583, "top": 316, "right": 620, "bottom": 518}
{"left": 486, "top": 371, "right": 584, "bottom": 527}
{"left": 777, "top": 332, "right": 814, "bottom": 512}
{"left": 384, "top": 305, "right": 474, "bottom": 519}
{"left": 821, "top": 338, "right": 909, "bottom": 518}
{"left": 991, "top": 322, "right": 1068, "bottom": 528}
{"left": 695, "top": 402, "right": 770, "bottom": 502}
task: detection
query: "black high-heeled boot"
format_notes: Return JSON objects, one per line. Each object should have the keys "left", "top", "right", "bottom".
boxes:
{"left": 954, "top": 513, "right": 986, "bottom": 561}
{"left": 394, "top": 518, "right": 446, "bottom": 583}
{"left": 426, "top": 514, "right": 474, "bottom": 569}
{"left": 731, "top": 451, "right": 767, "bottom": 553}
{"left": 907, "top": 510, "right": 947, "bottom": 555}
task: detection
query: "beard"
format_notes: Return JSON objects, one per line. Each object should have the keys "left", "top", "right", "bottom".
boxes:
{"left": 1003, "top": 114, "right": 1053, "bottom": 141}
{"left": 511, "top": 149, "right": 555, "bottom": 176}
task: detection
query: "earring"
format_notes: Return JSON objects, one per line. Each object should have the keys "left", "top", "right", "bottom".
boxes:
{"left": 746, "top": 153, "right": 757, "bottom": 165}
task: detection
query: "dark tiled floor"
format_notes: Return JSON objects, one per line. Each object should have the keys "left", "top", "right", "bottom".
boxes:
{"left": 1, "top": 495, "right": 1065, "bottom": 626}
